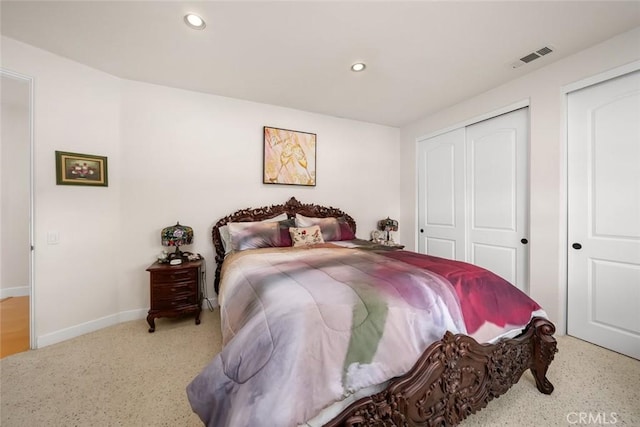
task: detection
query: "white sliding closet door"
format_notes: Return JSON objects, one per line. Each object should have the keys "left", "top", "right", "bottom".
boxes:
{"left": 567, "top": 70, "right": 640, "bottom": 360}
{"left": 417, "top": 128, "right": 466, "bottom": 260}
{"left": 417, "top": 108, "right": 529, "bottom": 293}
{"left": 465, "top": 109, "right": 529, "bottom": 290}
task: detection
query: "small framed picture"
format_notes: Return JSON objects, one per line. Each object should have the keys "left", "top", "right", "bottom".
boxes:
{"left": 55, "top": 151, "right": 108, "bottom": 186}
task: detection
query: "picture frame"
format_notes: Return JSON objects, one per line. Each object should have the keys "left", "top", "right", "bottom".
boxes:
{"left": 263, "top": 126, "right": 316, "bottom": 186}
{"left": 55, "top": 151, "right": 108, "bottom": 187}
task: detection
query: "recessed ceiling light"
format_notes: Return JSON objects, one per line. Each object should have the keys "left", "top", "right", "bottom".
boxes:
{"left": 351, "top": 63, "right": 366, "bottom": 72}
{"left": 184, "top": 14, "right": 206, "bottom": 30}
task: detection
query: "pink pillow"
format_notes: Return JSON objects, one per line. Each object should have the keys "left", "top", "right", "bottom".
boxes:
{"left": 228, "top": 219, "right": 293, "bottom": 251}
{"left": 295, "top": 214, "right": 355, "bottom": 241}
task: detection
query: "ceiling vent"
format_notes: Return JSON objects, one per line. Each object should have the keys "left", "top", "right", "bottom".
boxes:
{"left": 511, "top": 46, "right": 554, "bottom": 69}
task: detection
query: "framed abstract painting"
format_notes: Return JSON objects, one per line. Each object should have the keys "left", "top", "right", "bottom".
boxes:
{"left": 263, "top": 126, "right": 316, "bottom": 186}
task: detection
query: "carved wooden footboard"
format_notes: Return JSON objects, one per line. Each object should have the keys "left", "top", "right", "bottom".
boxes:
{"left": 324, "top": 317, "right": 557, "bottom": 427}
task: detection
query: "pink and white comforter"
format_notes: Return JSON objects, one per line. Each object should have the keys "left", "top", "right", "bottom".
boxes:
{"left": 187, "top": 246, "right": 544, "bottom": 427}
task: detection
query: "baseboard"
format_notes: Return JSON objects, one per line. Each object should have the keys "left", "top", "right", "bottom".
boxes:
{"left": 1, "top": 286, "right": 30, "bottom": 299}
{"left": 118, "top": 308, "right": 149, "bottom": 323}
{"left": 203, "top": 297, "right": 219, "bottom": 309}
{"left": 37, "top": 308, "right": 148, "bottom": 348}
{"left": 36, "top": 302, "right": 217, "bottom": 349}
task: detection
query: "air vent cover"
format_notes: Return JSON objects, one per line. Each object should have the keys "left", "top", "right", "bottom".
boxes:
{"left": 520, "top": 53, "right": 540, "bottom": 63}
{"left": 536, "top": 46, "right": 553, "bottom": 56}
{"left": 511, "top": 46, "right": 554, "bottom": 68}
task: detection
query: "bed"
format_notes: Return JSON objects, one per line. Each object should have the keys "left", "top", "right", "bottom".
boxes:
{"left": 187, "top": 197, "right": 557, "bottom": 427}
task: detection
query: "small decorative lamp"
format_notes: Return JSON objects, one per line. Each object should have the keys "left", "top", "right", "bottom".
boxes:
{"left": 161, "top": 222, "right": 193, "bottom": 263}
{"left": 377, "top": 217, "right": 399, "bottom": 245}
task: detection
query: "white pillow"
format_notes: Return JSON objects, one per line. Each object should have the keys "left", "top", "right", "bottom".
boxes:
{"left": 289, "top": 225, "right": 325, "bottom": 247}
{"left": 219, "top": 212, "right": 288, "bottom": 255}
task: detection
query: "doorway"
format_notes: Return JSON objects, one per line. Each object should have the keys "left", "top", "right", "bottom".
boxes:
{"left": 1, "top": 69, "right": 34, "bottom": 356}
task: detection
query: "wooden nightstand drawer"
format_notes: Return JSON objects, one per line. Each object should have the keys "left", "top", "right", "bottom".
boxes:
{"left": 153, "top": 294, "right": 197, "bottom": 310}
{"left": 152, "top": 280, "right": 194, "bottom": 298}
{"left": 152, "top": 269, "right": 196, "bottom": 284}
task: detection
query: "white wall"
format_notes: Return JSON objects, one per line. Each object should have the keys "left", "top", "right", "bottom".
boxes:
{"left": 1, "top": 36, "right": 400, "bottom": 345}
{"left": 1, "top": 75, "right": 30, "bottom": 297}
{"left": 399, "top": 27, "right": 640, "bottom": 332}
{"left": 118, "top": 80, "right": 400, "bottom": 313}
{"left": 2, "top": 37, "right": 122, "bottom": 344}
{"left": 13, "top": 24, "right": 634, "bottom": 345}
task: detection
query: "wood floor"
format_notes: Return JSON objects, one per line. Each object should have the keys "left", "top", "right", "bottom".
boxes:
{"left": 0, "top": 296, "right": 30, "bottom": 358}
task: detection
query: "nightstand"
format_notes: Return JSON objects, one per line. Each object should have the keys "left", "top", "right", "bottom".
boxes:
{"left": 369, "top": 241, "right": 405, "bottom": 250}
{"left": 384, "top": 243, "right": 405, "bottom": 249}
{"left": 146, "top": 259, "right": 203, "bottom": 333}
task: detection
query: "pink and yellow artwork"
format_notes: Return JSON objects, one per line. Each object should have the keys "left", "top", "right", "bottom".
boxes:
{"left": 263, "top": 126, "right": 316, "bottom": 186}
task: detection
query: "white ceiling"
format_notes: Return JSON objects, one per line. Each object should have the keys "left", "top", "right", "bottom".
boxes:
{"left": 2, "top": 1, "right": 639, "bottom": 127}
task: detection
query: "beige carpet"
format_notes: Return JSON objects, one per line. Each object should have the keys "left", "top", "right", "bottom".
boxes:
{"left": 1, "top": 309, "right": 639, "bottom": 426}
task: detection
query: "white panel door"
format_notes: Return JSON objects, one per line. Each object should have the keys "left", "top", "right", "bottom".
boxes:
{"left": 417, "top": 128, "right": 465, "bottom": 260}
{"left": 567, "top": 70, "right": 640, "bottom": 360}
{"left": 465, "top": 109, "right": 529, "bottom": 291}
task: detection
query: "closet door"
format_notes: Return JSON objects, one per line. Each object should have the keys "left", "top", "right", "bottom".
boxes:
{"left": 465, "top": 109, "right": 529, "bottom": 291}
{"left": 567, "top": 70, "right": 640, "bottom": 359}
{"left": 417, "top": 108, "right": 529, "bottom": 293}
{"left": 417, "top": 128, "right": 465, "bottom": 259}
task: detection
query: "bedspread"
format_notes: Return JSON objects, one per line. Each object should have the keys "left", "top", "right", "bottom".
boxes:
{"left": 379, "top": 250, "right": 543, "bottom": 343}
{"left": 187, "top": 246, "right": 543, "bottom": 427}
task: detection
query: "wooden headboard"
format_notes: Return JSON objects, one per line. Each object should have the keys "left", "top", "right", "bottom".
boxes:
{"left": 211, "top": 197, "right": 356, "bottom": 293}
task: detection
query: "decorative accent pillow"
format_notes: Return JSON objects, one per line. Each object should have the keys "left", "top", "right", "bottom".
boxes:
{"left": 295, "top": 214, "right": 356, "bottom": 241}
{"left": 220, "top": 213, "right": 289, "bottom": 254}
{"left": 289, "top": 225, "right": 325, "bottom": 247}
{"left": 228, "top": 218, "right": 294, "bottom": 252}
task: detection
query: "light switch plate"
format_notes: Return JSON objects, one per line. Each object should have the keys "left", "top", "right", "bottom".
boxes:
{"left": 47, "top": 231, "right": 59, "bottom": 245}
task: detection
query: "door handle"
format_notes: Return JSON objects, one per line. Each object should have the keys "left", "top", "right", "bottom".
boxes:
{"left": 520, "top": 238, "right": 528, "bottom": 244}
{"left": 572, "top": 243, "right": 582, "bottom": 250}
{"left": 420, "top": 229, "right": 424, "bottom": 233}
